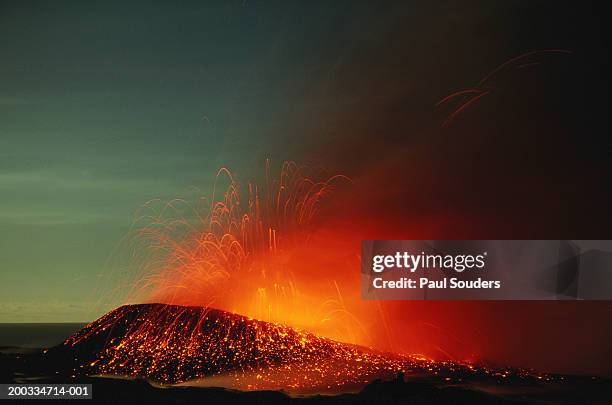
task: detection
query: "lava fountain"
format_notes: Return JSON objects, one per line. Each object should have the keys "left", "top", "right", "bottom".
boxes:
{"left": 114, "top": 159, "right": 359, "bottom": 341}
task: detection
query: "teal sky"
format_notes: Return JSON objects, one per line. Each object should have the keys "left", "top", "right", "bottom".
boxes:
{"left": 0, "top": 1, "right": 337, "bottom": 321}
{"left": 2, "top": 1, "right": 605, "bottom": 322}
{"left": 2, "top": 1, "right": 418, "bottom": 321}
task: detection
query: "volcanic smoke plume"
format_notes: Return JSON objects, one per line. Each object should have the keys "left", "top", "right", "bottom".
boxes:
{"left": 61, "top": 303, "right": 556, "bottom": 394}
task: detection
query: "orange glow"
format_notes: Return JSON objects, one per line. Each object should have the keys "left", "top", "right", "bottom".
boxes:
{"left": 66, "top": 160, "right": 576, "bottom": 391}
{"left": 65, "top": 304, "right": 553, "bottom": 393}
{"left": 115, "top": 160, "right": 373, "bottom": 344}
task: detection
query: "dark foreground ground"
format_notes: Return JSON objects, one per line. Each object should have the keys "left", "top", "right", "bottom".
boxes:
{"left": 2, "top": 347, "right": 611, "bottom": 405}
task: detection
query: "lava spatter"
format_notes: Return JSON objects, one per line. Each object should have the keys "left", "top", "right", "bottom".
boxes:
{"left": 63, "top": 304, "right": 553, "bottom": 393}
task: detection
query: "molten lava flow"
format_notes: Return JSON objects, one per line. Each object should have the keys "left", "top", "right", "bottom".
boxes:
{"left": 65, "top": 304, "right": 553, "bottom": 394}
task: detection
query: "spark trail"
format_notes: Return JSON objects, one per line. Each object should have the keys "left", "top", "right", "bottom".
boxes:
{"left": 110, "top": 160, "right": 355, "bottom": 340}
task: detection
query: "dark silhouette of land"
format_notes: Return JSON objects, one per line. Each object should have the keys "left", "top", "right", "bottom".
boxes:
{"left": 1, "top": 304, "right": 611, "bottom": 404}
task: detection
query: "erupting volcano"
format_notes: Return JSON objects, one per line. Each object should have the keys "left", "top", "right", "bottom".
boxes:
{"left": 51, "top": 161, "right": 604, "bottom": 399}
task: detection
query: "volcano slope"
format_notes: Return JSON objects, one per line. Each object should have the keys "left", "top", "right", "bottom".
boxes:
{"left": 55, "top": 304, "right": 566, "bottom": 394}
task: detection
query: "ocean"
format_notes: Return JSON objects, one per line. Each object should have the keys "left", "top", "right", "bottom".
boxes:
{"left": 0, "top": 323, "right": 86, "bottom": 349}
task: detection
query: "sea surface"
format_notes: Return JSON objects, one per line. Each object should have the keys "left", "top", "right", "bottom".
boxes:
{"left": 0, "top": 323, "right": 86, "bottom": 349}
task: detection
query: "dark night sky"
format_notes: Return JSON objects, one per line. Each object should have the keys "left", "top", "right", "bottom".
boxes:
{"left": 0, "top": 0, "right": 610, "bottom": 376}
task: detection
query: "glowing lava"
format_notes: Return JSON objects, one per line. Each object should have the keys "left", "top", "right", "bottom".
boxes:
{"left": 64, "top": 304, "right": 552, "bottom": 394}
{"left": 81, "top": 161, "right": 555, "bottom": 393}
{"left": 107, "top": 160, "right": 368, "bottom": 344}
